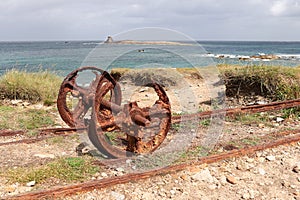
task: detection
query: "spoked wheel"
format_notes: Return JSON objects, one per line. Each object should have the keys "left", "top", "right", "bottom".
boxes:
{"left": 88, "top": 72, "right": 171, "bottom": 158}
{"left": 57, "top": 66, "right": 122, "bottom": 128}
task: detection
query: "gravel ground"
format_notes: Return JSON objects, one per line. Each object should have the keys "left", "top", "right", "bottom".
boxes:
{"left": 63, "top": 142, "right": 300, "bottom": 200}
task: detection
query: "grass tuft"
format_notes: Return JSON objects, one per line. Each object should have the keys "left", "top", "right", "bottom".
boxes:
{"left": 230, "top": 113, "right": 270, "bottom": 126}
{"left": 0, "top": 70, "right": 62, "bottom": 105}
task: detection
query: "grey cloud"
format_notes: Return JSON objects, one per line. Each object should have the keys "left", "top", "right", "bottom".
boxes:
{"left": 0, "top": 0, "right": 299, "bottom": 41}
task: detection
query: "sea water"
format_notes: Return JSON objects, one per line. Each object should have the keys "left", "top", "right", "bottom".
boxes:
{"left": 0, "top": 41, "right": 299, "bottom": 76}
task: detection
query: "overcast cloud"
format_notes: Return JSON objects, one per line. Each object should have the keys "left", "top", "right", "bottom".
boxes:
{"left": 0, "top": 0, "right": 299, "bottom": 41}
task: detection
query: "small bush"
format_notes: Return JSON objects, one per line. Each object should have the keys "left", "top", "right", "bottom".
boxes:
{"left": 219, "top": 64, "right": 300, "bottom": 100}
{"left": 0, "top": 70, "right": 62, "bottom": 104}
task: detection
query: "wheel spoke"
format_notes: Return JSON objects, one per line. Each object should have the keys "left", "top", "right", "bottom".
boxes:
{"left": 57, "top": 67, "right": 121, "bottom": 128}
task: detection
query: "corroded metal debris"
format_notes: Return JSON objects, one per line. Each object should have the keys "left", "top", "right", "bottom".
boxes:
{"left": 89, "top": 72, "right": 171, "bottom": 158}
{"left": 57, "top": 67, "right": 171, "bottom": 158}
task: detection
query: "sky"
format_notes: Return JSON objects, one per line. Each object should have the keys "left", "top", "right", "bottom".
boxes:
{"left": 0, "top": 0, "right": 300, "bottom": 41}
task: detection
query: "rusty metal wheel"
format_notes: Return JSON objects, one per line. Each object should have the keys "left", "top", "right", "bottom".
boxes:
{"left": 57, "top": 66, "right": 122, "bottom": 128}
{"left": 88, "top": 73, "right": 171, "bottom": 158}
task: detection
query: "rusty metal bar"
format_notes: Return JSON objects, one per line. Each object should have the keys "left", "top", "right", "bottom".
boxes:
{"left": 0, "top": 130, "right": 25, "bottom": 137}
{"left": 172, "top": 98, "right": 300, "bottom": 123}
{"left": 0, "top": 137, "right": 47, "bottom": 147}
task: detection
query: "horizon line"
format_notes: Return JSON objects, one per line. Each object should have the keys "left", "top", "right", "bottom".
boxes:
{"left": 0, "top": 39, "right": 300, "bottom": 42}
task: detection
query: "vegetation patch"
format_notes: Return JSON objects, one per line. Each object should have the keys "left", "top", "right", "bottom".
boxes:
{"left": 229, "top": 113, "right": 271, "bottom": 126}
{"left": 0, "top": 70, "right": 62, "bottom": 105}
{"left": 104, "top": 131, "right": 126, "bottom": 146}
{"left": 176, "top": 146, "right": 211, "bottom": 164}
{"left": 224, "top": 136, "right": 261, "bottom": 150}
{"left": 219, "top": 64, "right": 300, "bottom": 100}
{"left": 2, "top": 157, "right": 99, "bottom": 184}
{"left": 281, "top": 107, "right": 300, "bottom": 119}
{"left": 228, "top": 107, "right": 300, "bottom": 126}
{"left": 0, "top": 105, "right": 57, "bottom": 132}
{"left": 112, "top": 65, "right": 300, "bottom": 100}
{"left": 111, "top": 68, "right": 182, "bottom": 86}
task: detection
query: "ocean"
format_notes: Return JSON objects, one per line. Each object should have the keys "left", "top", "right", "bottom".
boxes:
{"left": 0, "top": 41, "right": 299, "bottom": 76}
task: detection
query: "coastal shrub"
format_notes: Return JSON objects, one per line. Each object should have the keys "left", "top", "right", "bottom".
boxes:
{"left": 0, "top": 70, "right": 62, "bottom": 105}
{"left": 219, "top": 65, "right": 300, "bottom": 100}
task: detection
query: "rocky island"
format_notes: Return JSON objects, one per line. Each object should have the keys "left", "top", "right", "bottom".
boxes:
{"left": 104, "top": 36, "right": 191, "bottom": 46}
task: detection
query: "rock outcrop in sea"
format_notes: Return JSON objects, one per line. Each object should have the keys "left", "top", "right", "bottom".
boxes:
{"left": 104, "top": 36, "right": 113, "bottom": 43}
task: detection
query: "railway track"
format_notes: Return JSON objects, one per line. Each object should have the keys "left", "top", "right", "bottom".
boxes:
{"left": 0, "top": 99, "right": 300, "bottom": 146}
{"left": 1, "top": 98, "right": 300, "bottom": 147}
{"left": 6, "top": 129, "right": 300, "bottom": 200}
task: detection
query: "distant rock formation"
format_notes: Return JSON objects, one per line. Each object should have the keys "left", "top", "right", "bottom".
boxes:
{"left": 250, "top": 54, "right": 279, "bottom": 60}
{"left": 104, "top": 36, "right": 113, "bottom": 43}
{"left": 103, "top": 36, "right": 190, "bottom": 46}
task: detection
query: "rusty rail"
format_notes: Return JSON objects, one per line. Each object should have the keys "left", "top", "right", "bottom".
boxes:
{"left": 8, "top": 129, "right": 300, "bottom": 200}
{"left": 0, "top": 128, "right": 80, "bottom": 147}
{"left": 0, "top": 130, "right": 25, "bottom": 137}
{"left": 172, "top": 98, "right": 300, "bottom": 123}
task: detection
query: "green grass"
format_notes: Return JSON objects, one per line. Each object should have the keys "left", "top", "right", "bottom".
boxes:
{"left": 227, "top": 112, "right": 271, "bottom": 126}
{"left": 171, "top": 123, "right": 182, "bottom": 131}
{"left": 228, "top": 107, "right": 300, "bottom": 126}
{"left": 46, "top": 135, "right": 65, "bottom": 145}
{"left": 281, "top": 107, "right": 300, "bottom": 119}
{"left": 18, "top": 109, "right": 55, "bottom": 129}
{"left": 104, "top": 131, "right": 125, "bottom": 145}
{"left": 0, "top": 70, "right": 62, "bottom": 105}
{"left": 241, "top": 137, "right": 260, "bottom": 146}
{"left": 226, "top": 136, "right": 261, "bottom": 149}
{"left": 176, "top": 146, "right": 211, "bottom": 163}
{"left": 199, "top": 119, "right": 211, "bottom": 127}
{"left": 2, "top": 157, "right": 99, "bottom": 184}
{"left": 0, "top": 105, "right": 57, "bottom": 132}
